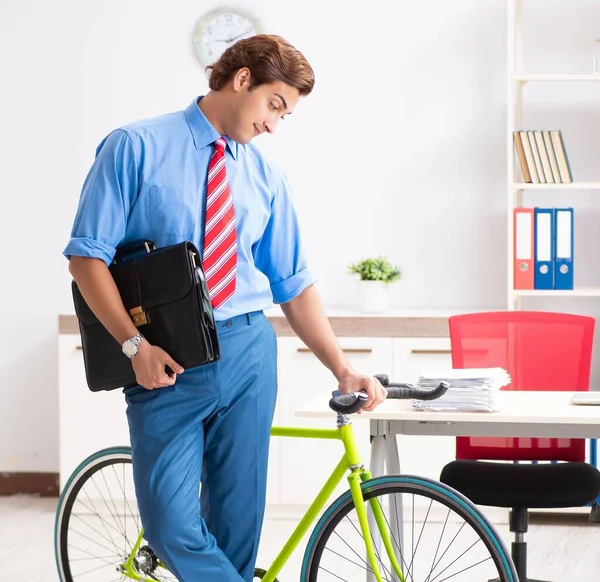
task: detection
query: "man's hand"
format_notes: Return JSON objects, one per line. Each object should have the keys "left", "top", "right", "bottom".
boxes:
{"left": 131, "top": 341, "right": 184, "bottom": 390}
{"left": 279, "top": 286, "right": 388, "bottom": 412}
{"left": 338, "top": 372, "right": 388, "bottom": 412}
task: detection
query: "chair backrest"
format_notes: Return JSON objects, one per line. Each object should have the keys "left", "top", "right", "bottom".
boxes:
{"left": 449, "top": 311, "right": 595, "bottom": 462}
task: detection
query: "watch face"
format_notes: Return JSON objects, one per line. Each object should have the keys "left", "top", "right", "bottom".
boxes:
{"left": 122, "top": 339, "right": 137, "bottom": 358}
{"left": 193, "top": 9, "right": 261, "bottom": 66}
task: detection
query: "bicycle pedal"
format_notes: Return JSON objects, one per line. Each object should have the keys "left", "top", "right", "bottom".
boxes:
{"left": 253, "top": 567, "right": 280, "bottom": 582}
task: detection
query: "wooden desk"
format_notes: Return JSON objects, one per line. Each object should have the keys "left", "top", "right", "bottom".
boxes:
{"left": 296, "top": 390, "right": 600, "bottom": 479}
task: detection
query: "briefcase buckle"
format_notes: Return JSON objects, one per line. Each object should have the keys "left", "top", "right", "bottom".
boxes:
{"left": 130, "top": 306, "right": 148, "bottom": 327}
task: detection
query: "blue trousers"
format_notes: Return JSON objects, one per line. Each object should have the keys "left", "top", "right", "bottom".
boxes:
{"left": 124, "top": 311, "right": 278, "bottom": 582}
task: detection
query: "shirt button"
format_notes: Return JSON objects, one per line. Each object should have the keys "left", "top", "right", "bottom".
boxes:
{"left": 226, "top": 320, "right": 233, "bottom": 328}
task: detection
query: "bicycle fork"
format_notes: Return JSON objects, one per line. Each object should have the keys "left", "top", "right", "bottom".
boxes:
{"left": 340, "top": 416, "right": 405, "bottom": 582}
{"left": 347, "top": 469, "right": 406, "bottom": 582}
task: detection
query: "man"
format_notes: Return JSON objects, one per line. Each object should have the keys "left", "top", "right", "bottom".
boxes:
{"left": 64, "top": 34, "right": 387, "bottom": 582}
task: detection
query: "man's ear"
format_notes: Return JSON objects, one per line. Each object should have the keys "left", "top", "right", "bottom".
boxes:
{"left": 233, "top": 67, "right": 251, "bottom": 91}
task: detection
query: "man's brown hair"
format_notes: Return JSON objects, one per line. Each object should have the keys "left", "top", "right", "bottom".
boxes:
{"left": 206, "top": 34, "right": 315, "bottom": 96}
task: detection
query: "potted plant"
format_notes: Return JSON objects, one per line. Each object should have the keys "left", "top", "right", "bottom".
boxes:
{"left": 347, "top": 256, "right": 402, "bottom": 313}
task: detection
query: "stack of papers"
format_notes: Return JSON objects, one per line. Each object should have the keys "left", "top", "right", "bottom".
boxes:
{"left": 412, "top": 368, "right": 511, "bottom": 412}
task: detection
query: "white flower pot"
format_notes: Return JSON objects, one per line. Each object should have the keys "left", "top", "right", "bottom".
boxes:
{"left": 357, "top": 281, "right": 390, "bottom": 313}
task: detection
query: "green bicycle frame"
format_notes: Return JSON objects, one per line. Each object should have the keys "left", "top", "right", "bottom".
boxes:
{"left": 120, "top": 422, "right": 405, "bottom": 582}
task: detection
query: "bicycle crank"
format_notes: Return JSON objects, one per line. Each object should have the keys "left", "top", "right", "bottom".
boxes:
{"left": 253, "top": 567, "right": 280, "bottom": 582}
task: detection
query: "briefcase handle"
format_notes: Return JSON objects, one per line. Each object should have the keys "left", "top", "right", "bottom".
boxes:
{"left": 113, "top": 240, "right": 156, "bottom": 264}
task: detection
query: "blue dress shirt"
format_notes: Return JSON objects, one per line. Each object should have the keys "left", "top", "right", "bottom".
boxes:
{"left": 64, "top": 97, "right": 315, "bottom": 320}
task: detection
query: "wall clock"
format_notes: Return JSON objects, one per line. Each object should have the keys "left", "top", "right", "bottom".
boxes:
{"left": 193, "top": 7, "right": 264, "bottom": 67}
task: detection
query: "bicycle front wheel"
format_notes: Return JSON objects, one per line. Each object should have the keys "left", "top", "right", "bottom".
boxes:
{"left": 301, "top": 474, "right": 518, "bottom": 582}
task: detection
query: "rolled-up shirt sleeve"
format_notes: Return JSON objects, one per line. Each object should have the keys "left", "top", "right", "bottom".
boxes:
{"left": 63, "top": 129, "right": 139, "bottom": 266}
{"left": 254, "top": 173, "right": 316, "bottom": 304}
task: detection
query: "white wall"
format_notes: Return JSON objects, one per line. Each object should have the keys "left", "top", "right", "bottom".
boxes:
{"left": 1, "top": 0, "right": 599, "bottom": 472}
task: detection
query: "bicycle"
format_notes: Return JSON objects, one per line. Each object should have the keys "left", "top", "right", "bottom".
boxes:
{"left": 54, "top": 374, "right": 519, "bottom": 582}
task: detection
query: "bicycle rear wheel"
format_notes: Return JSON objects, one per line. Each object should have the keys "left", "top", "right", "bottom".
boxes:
{"left": 54, "top": 446, "right": 176, "bottom": 582}
{"left": 301, "top": 474, "right": 518, "bottom": 582}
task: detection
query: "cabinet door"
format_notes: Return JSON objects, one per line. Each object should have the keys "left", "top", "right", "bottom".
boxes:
{"left": 276, "top": 337, "right": 393, "bottom": 508}
{"left": 392, "top": 338, "right": 456, "bottom": 481}
{"left": 58, "top": 334, "right": 130, "bottom": 489}
{"left": 392, "top": 338, "right": 452, "bottom": 384}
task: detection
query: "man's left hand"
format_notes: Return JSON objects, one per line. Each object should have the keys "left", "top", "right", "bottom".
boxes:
{"left": 338, "top": 372, "right": 388, "bottom": 412}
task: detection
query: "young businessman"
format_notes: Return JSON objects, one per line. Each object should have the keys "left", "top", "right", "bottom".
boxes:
{"left": 64, "top": 34, "right": 387, "bottom": 582}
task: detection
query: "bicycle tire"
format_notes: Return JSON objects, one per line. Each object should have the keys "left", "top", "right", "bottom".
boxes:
{"left": 301, "top": 474, "right": 519, "bottom": 582}
{"left": 54, "top": 446, "right": 135, "bottom": 582}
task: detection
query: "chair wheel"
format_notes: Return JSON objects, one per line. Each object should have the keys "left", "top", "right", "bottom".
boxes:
{"left": 590, "top": 501, "right": 600, "bottom": 523}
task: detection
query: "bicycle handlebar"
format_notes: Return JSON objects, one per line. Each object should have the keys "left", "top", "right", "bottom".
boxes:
{"left": 328, "top": 374, "right": 449, "bottom": 415}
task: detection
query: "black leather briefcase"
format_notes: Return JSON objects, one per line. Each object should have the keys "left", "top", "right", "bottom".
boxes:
{"left": 72, "top": 240, "right": 220, "bottom": 392}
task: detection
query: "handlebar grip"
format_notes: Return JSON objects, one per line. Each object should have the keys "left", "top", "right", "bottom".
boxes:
{"left": 375, "top": 373, "right": 389, "bottom": 387}
{"left": 387, "top": 381, "right": 449, "bottom": 401}
{"left": 328, "top": 391, "right": 369, "bottom": 414}
{"left": 327, "top": 380, "right": 450, "bottom": 415}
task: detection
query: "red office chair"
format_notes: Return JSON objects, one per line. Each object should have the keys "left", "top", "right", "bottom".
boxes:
{"left": 440, "top": 311, "right": 600, "bottom": 582}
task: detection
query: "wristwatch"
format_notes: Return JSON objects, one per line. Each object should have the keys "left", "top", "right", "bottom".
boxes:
{"left": 122, "top": 333, "right": 145, "bottom": 359}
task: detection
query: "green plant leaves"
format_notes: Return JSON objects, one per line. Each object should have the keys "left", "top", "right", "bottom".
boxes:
{"left": 347, "top": 256, "right": 402, "bottom": 283}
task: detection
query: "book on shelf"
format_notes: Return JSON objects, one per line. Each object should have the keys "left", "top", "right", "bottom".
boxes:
{"left": 513, "top": 129, "right": 572, "bottom": 184}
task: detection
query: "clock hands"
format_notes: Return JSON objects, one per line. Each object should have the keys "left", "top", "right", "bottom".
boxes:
{"left": 228, "top": 30, "right": 251, "bottom": 42}
{"left": 215, "top": 30, "right": 252, "bottom": 43}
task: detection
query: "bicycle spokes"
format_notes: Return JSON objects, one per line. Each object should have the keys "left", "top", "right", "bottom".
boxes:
{"left": 59, "top": 457, "right": 177, "bottom": 581}
{"left": 316, "top": 488, "right": 503, "bottom": 582}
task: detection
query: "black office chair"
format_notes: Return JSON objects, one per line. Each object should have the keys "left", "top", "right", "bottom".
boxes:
{"left": 439, "top": 311, "right": 600, "bottom": 582}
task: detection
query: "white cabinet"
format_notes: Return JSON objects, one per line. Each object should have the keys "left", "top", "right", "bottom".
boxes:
{"left": 392, "top": 337, "right": 456, "bottom": 482}
{"left": 58, "top": 334, "right": 130, "bottom": 489}
{"left": 392, "top": 337, "right": 452, "bottom": 383}
{"left": 274, "top": 337, "right": 393, "bottom": 508}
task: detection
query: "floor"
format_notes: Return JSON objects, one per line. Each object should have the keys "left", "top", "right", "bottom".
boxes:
{"left": 3, "top": 495, "right": 600, "bottom": 581}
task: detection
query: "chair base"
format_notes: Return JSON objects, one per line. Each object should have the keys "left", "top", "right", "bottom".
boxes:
{"left": 509, "top": 509, "right": 556, "bottom": 582}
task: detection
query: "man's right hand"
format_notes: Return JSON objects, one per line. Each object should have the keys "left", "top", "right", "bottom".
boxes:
{"left": 131, "top": 340, "right": 184, "bottom": 390}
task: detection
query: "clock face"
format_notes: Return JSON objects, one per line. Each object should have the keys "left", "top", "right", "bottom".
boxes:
{"left": 193, "top": 9, "right": 261, "bottom": 66}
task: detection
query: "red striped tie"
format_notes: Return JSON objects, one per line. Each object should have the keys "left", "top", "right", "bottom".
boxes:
{"left": 203, "top": 137, "right": 237, "bottom": 309}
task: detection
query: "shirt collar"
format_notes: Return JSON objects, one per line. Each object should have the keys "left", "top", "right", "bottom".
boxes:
{"left": 184, "top": 97, "right": 238, "bottom": 160}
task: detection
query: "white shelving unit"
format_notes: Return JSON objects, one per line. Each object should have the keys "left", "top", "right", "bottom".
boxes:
{"left": 513, "top": 74, "right": 600, "bottom": 82}
{"left": 506, "top": 3, "right": 600, "bottom": 502}
{"left": 512, "top": 287, "right": 600, "bottom": 299}
{"left": 511, "top": 182, "right": 600, "bottom": 190}
{"left": 506, "top": 0, "right": 600, "bottom": 311}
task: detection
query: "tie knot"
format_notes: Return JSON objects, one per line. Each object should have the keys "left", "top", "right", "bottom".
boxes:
{"left": 214, "top": 137, "right": 226, "bottom": 152}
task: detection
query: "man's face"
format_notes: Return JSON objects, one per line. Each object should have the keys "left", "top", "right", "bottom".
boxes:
{"left": 226, "top": 71, "right": 301, "bottom": 144}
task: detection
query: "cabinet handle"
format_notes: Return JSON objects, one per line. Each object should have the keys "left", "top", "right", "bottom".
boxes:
{"left": 297, "top": 347, "right": 373, "bottom": 354}
{"left": 410, "top": 349, "right": 452, "bottom": 355}
{"left": 75, "top": 345, "right": 82, "bottom": 350}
